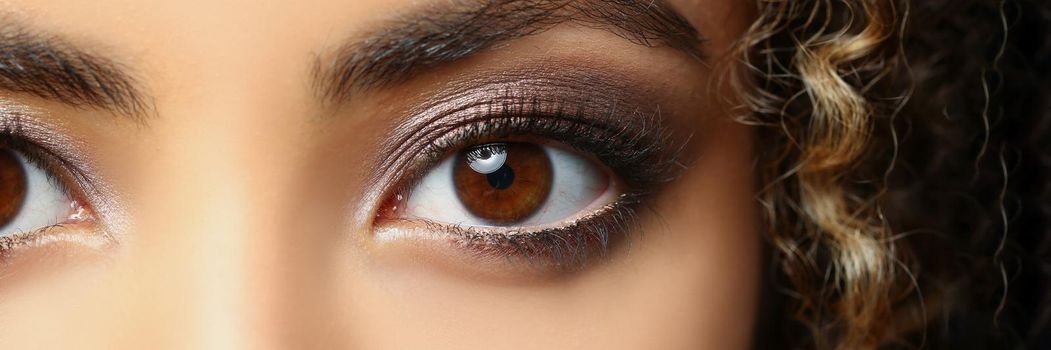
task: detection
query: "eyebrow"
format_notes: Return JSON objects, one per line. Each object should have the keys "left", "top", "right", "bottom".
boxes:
{"left": 313, "top": 0, "right": 705, "bottom": 104}
{"left": 0, "top": 23, "right": 148, "bottom": 118}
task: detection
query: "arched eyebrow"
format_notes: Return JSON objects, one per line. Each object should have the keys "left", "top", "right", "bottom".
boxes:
{"left": 0, "top": 23, "right": 149, "bottom": 119}
{"left": 313, "top": 0, "right": 706, "bottom": 105}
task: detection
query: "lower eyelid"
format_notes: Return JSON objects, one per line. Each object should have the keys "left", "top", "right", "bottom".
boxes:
{"left": 0, "top": 224, "right": 114, "bottom": 289}
{"left": 374, "top": 196, "right": 641, "bottom": 273}
{"left": 0, "top": 222, "right": 112, "bottom": 259}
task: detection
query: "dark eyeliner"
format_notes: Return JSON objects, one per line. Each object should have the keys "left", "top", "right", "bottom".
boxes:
{"left": 412, "top": 196, "right": 644, "bottom": 270}
{"left": 0, "top": 108, "right": 98, "bottom": 199}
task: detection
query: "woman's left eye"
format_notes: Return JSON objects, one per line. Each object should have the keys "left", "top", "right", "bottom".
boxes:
{"left": 0, "top": 148, "right": 86, "bottom": 238}
{"left": 387, "top": 141, "right": 617, "bottom": 228}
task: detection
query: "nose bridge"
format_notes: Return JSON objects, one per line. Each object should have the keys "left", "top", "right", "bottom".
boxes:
{"left": 103, "top": 6, "right": 342, "bottom": 346}
{"left": 121, "top": 81, "right": 315, "bottom": 349}
{"left": 127, "top": 106, "right": 269, "bottom": 350}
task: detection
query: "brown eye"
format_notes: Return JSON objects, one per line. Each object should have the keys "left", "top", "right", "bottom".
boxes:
{"left": 453, "top": 143, "right": 553, "bottom": 224}
{"left": 392, "top": 140, "right": 611, "bottom": 230}
{"left": 0, "top": 149, "right": 27, "bottom": 227}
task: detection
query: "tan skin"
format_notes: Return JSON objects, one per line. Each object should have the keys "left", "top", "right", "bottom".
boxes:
{"left": 0, "top": 0, "right": 756, "bottom": 348}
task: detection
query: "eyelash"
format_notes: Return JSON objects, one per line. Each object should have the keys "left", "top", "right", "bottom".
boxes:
{"left": 379, "top": 97, "right": 687, "bottom": 269}
{"left": 0, "top": 126, "right": 93, "bottom": 255}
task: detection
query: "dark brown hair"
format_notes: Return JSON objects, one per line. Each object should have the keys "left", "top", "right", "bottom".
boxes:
{"left": 731, "top": 0, "right": 1050, "bottom": 348}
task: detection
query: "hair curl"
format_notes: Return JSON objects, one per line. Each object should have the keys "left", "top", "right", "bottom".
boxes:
{"left": 728, "top": 0, "right": 1051, "bottom": 348}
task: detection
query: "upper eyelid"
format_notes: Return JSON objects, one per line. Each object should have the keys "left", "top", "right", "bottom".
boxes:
{"left": 368, "top": 67, "right": 673, "bottom": 177}
{"left": 372, "top": 107, "right": 653, "bottom": 198}
{"left": 0, "top": 116, "right": 98, "bottom": 193}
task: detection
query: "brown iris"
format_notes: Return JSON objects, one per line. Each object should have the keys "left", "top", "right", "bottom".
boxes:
{"left": 0, "top": 149, "right": 26, "bottom": 228}
{"left": 453, "top": 142, "right": 552, "bottom": 224}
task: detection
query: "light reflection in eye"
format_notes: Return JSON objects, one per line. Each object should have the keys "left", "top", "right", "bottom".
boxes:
{"left": 398, "top": 142, "right": 615, "bottom": 228}
{"left": 465, "top": 144, "right": 508, "bottom": 174}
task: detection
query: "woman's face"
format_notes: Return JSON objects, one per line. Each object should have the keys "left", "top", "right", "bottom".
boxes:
{"left": 0, "top": 0, "right": 757, "bottom": 348}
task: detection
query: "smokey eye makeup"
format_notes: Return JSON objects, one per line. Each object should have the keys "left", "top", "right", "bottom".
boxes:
{"left": 370, "top": 68, "right": 692, "bottom": 271}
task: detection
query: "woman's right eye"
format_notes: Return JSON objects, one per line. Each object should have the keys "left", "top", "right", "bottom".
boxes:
{"left": 0, "top": 148, "right": 88, "bottom": 238}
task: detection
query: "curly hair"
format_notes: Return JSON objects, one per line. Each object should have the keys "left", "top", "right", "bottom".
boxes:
{"left": 729, "top": 0, "right": 1051, "bottom": 348}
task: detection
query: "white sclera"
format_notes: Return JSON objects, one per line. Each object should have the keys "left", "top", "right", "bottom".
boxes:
{"left": 402, "top": 145, "right": 611, "bottom": 228}
{"left": 0, "top": 153, "right": 74, "bottom": 237}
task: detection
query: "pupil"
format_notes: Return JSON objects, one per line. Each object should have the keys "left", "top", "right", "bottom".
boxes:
{"left": 486, "top": 164, "right": 515, "bottom": 190}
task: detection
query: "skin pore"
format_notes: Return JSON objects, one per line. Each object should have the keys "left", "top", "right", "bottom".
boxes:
{"left": 0, "top": 0, "right": 756, "bottom": 349}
